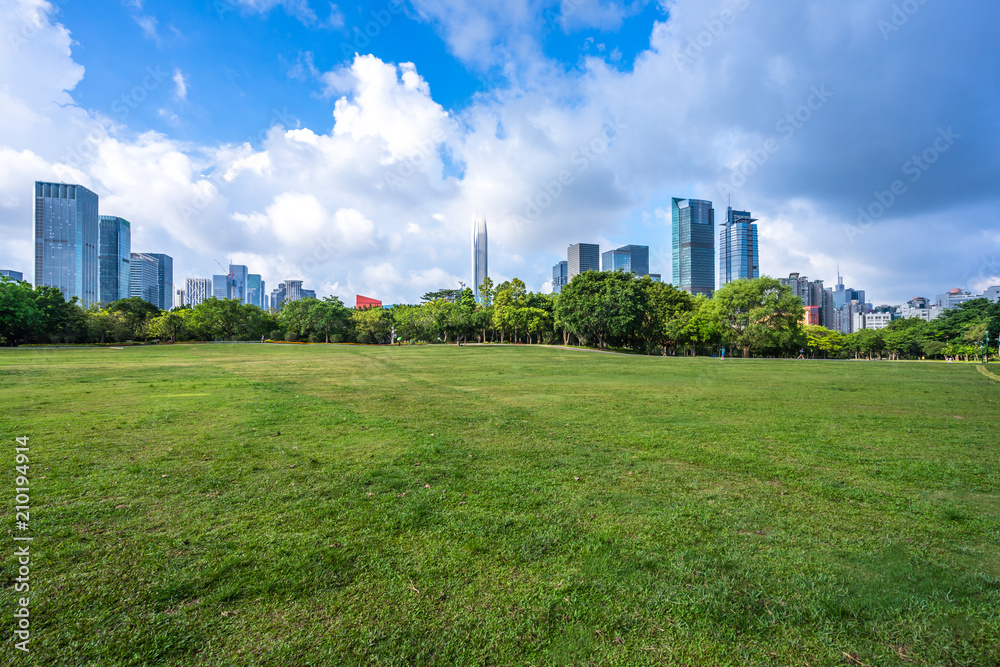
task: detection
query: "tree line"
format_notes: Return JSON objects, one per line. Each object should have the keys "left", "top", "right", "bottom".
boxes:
{"left": 1, "top": 274, "right": 997, "bottom": 359}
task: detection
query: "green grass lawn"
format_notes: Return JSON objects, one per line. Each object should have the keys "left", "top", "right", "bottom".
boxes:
{"left": 1, "top": 344, "right": 999, "bottom": 666}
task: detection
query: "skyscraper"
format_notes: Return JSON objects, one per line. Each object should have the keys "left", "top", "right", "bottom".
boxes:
{"left": 129, "top": 253, "right": 159, "bottom": 307}
{"left": 672, "top": 197, "right": 715, "bottom": 296}
{"left": 98, "top": 216, "right": 131, "bottom": 305}
{"left": 148, "top": 253, "right": 173, "bottom": 311}
{"left": 0, "top": 270, "right": 24, "bottom": 281}
{"left": 248, "top": 274, "right": 264, "bottom": 308}
{"left": 229, "top": 264, "right": 248, "bottom": 303}
{"left": 718, "top": 206, "right": 758, "bottom": 287}
{"left": 212, "top": 274, "right": 229, "bottom": 299}
{"left": 34, "top": 181, "right": 99, "bottom": 306}
{"left": 601, "top": 245, "right": 650, "bottom": 276}
{"left": 186, "top": 278, "right": 211, "bottom": 307}
{"left": 472, "top": 215, "right": 488, "bottom": 300}
{"left": 551, "top": 261, "right": 568, "bottom": 293}
{"left": 567, "top": 243, "right": 600, "bottom": 277}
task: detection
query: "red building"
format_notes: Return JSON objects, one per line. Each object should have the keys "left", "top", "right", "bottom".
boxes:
{"left": 356, "top": 295, "right": 382, "bottom": 310}
{"left": 802, "top": 305, "right": 820, "bottom": 326}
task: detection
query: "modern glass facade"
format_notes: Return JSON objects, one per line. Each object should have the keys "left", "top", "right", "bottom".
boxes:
{"left": 129, "top": 253, "right": 159, "bottom": 307}
{"left": 229, "top": 264, "right": 248, "bottom": 304}
{"left": 551, "top": 260, "right": 568, "bottom": 293}
{"left": 601, "top": 245, "right": 650, "bottom": 276}
{"left": 98, "top": 216, "right": 131, "bottom": 305}
{"left": 186, "top": 278, "right": 211, "bottom": 307}
{"left": 0, "top": 270, "right": 24, "bottom": 281}
{"left": 247, "top": 274, "right": 263, "bottom": 309}
{"left": 212, "top": 274, "right": 229, "bottom": 299}
{"left": 34, "top": 181, "right": 99, "bottom": 306}
{"left": 147, "top": 253, "right": 173, "bottom": 311}
{"left": 672, "top": 197, "right": 715, "bottom": 296}
{"left": 567, "top": 243, "right": 600, "bottom": 277}
{"left": 718, "top": 207, "right": 758, "bottom": 287}
{"left": 472, "top": 216, "right": 488, "bottom": 300}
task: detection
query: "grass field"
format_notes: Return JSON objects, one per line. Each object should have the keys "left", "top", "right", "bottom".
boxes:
{"left": 1, "top": 344, "right": 999, "bottom": 666}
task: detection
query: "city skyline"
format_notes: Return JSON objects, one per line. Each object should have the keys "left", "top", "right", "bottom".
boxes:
{"left": 0, "top": 2, "right": 997, "bottom": 306}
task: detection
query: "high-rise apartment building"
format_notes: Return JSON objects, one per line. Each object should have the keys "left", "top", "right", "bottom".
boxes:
{"left": 601, "top": 245, "right": 650, "bottom": 276}
{"left": 472, "top": 215, "right": 488, "bottom": 300}
{"left": 780, "top": 273, "right": 833, "bottom": 327}
{"left": 718, "top": 206, "right": 758, "bottom": 287}
{"left": 672, "top": 197, "right": 715, "bottom": 296}
{"left": 98, "top": 216, "right": 131, "bottom": 305}
{"left": 552, "top": 261, "right": 568, "bottom": 293}
{"left": 147, "top": 253, "right": 173, "bottom": 311}
{"left": 186, "top": 278, "right": 211, "bottom": 307}
{"left": 129, "top": 253, "right": 159, "bottom": 307}
{"left": 34, "top": 181, "right": 99, "bottom": 306}
{"left": 567, "top": 243, "right": 600, "bottom": 278}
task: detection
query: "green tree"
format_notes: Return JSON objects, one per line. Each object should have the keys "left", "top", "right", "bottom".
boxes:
{"left": 554, "top": 271, "right": 647, "bottom": 350}
{"left": 805, "top": 325, "right": 845, "bottom": 359}
{"left": 87, "top": 308, "right": 131, "bottom": 344}
{"left": 0, "top": 277, "right": 41, "bottom": 346}
{"left": 353, "top": 306, "right": 392, "bottom": 344}
{"left": 309, "top": 297, "right": 351, "bottom": 343}
{"left": 642, "top": 280, "right": 695, "bottom": 355}
{"left": 107, "top": 297, "right": 161, "bottom": 340}
{"left": 150, "top": 311, "right": 187, "bottom": 342}
{"left": 706, "top": 278, "right": 804, "bottom": 358}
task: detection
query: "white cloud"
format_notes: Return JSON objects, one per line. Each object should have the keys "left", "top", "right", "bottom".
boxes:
{"left": 172, "top": 69, "right": 187, "bottom": 101}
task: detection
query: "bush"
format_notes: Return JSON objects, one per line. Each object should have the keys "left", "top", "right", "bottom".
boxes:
{"left": 284, "top": 331, "right": 299, "bottom": 342}
{"left": 270, "top": 330, "right": 282, "bottom": 340}
{"left": 332, "top": 334, "right": 344, "bottom": 343}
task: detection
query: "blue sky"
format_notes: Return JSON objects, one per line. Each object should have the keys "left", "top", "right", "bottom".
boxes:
{"left": 1, "top": 0, "right": 998, "bottom": 305}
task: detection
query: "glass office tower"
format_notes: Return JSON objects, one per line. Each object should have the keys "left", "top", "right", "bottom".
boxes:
{"left": 672, "top": 197, "right": 715, "bottom": 296}
{"left": 148, "top": 254, "right": 173, "bottom": 311}
{"left": 34, "top": 181, "right": 99, "bottom": 306}
{"left": 129, "top": 253, "right": 159, "bottom": 307}
{"left": 601, "top": 245, "right": 650, "bottom": 276}
{"left": 567, "top": 243, "right": 600, "bottom": 277}
{"left": 718, "top": 206, "right": 758, "bottom": 287}
{"left": 248, "top": 274, "right": 264, "bottom": 308}
{"left": 229, "top": 264, "right": 248, "bottom": 304}
{"left": 472, "top": 215, "right": 488, "bottom": 300}
{"left": 99, "top": 216, "right": 131, "bottom": 304}
{"left": 551, "top": 261, "right": 568, "bottom": 293}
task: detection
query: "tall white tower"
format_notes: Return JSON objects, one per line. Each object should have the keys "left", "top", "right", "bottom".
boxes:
{"left": 472, "top": 214, "right": 488, "bottom": 300}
